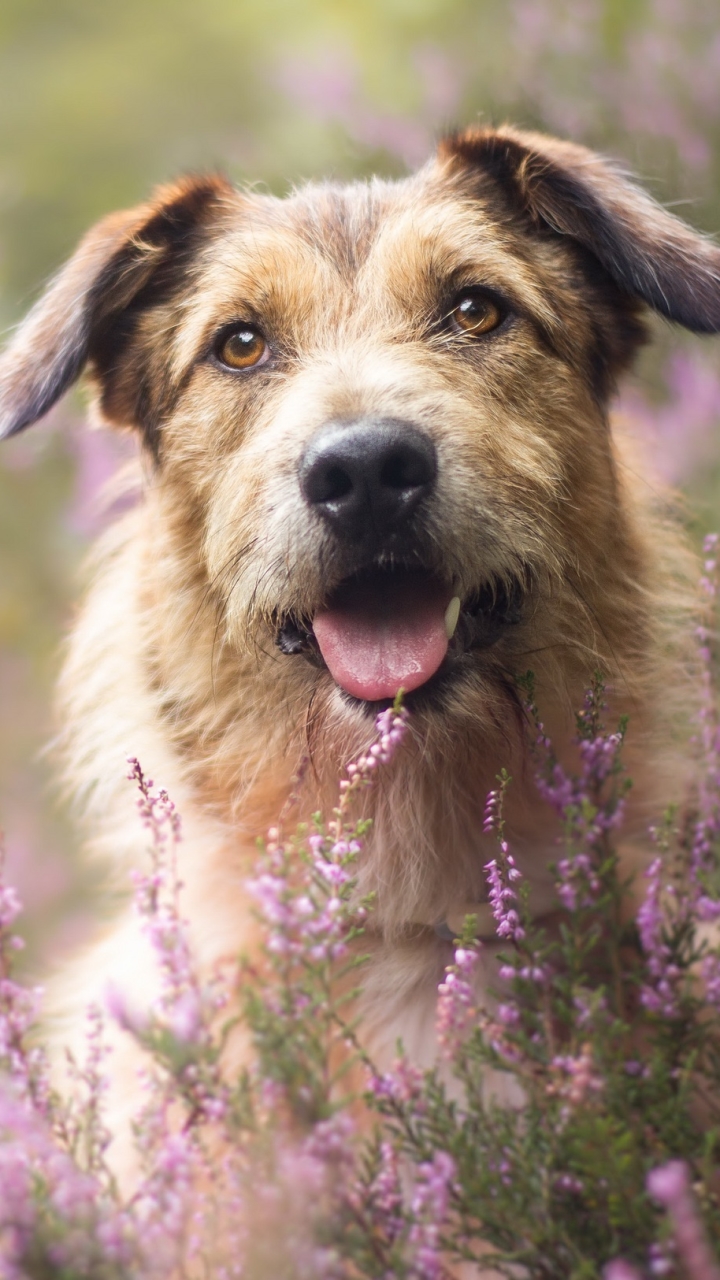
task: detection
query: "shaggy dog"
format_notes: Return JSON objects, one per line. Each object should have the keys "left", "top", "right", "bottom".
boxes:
{"left": 0, "top": 126, "right": 715, "bottom": 1175}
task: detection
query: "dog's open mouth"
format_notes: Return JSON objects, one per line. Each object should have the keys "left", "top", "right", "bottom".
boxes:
{"left": 313, "top": 570, "right": 452, "bottom": 701}
{"left": 276, "top": 567, "right": 525, "bottom": 703}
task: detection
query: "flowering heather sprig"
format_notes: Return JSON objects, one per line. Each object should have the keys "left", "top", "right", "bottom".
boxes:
{"left": 548, "top": 1043, "right": 604, "bottom": 1114}
{"left": 127, "top": 757, "right": 182, "bottom": 851}
{"left": 436, "top": 941, "right": 480, "bottom": 1058}
{"left": 7, "top": 572, "right": 720, "bottom": 1276}
{"left": 520, "top": 674, "right": 630, "bottom": 923}
{"left": 339, "top": 702, "right": 409, "bottom": 806}
{"left": 250, "top": 702, "right": 408, "bottom": 966}
{"left": 636, "top": 537, "right": 720, "bottom": 1014}
{"left": 530, "top": 675, "right": 626, "bottom": 812}
{"left": 407, "top": 1151, "right": 456, "bottom": 1280}
{"left": 59, "top": 1003, "right": 113, "bottom": 1179}
{"left": 483, "top": 770, "right": 525, "bottom": 944}
{"left": 637, "top": 850, "right": 683, "bottom": 1019}
{"left": 690, "top": 534, "right": 720, "bottom": 915}
{"left": 0, "top": 1080, "right": 140, "bottom": 1278}
{"left": 0, "top": 846, "right": 144, "bottom": 1277}
{"left": 0, "top": 842, "right": 51, "bottom": 1124}
{"left": 647, "top": 1161, "right": 720, "bottom": 1280}
{"left": 365, "top": 1138, "right": 405, "bottom": 1247}
{"left": 368, "top": 1055, "right": 427, "bottom": 1114}
{"left": 605, "top": 1262, "right": 644, "bottom": 1280}
{"left": 250, "top": 827, "right": 355, "bottom": 967}
{"left": 122, "top": 760, "right": 229, "bottom": 1127}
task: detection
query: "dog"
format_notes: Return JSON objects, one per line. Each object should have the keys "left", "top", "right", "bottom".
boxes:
{"left": 0, "top": 125, "right": 714, "bottom": 1180}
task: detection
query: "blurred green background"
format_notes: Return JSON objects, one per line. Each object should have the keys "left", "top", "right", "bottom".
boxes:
{"left": 1, "top": 0, "right": 719, "bottom": 967}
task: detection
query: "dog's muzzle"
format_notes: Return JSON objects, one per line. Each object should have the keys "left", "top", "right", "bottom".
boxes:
{"left": 277, "top": 417, "right": 525, "bottom": 704}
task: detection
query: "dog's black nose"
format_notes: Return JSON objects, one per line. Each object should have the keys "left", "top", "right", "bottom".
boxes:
{"left": 300, "top": 418, "right": 437, "bottom": 543}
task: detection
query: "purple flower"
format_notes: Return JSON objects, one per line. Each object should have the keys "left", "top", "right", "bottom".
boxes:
{"left": 407, "top": 1151, "right": 456, "bottom": 1280}
{"left": 369, "top": 1057, "right": 427, "bottom": 1113}
{"left": 484, "top": 848, "right": 525, "bottom": 943}
{"left": 647, "top": 1161, "right": 720, "bottom": 1280}
{"left": 605, "top": 1263, "right": 644, "bottom": 1280}
{"left": 637, "top": 856, "right": 683, "bottom": 1018}
{"left": 436, "top": 943, "right": 480, "bottom": 1056}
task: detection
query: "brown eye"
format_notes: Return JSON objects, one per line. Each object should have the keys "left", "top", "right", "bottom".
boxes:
{"left": 216, "top": 325, "right": 269, "bottom": 370}
{"left": 451, "top": 291, "right": 503, "bottom": 336}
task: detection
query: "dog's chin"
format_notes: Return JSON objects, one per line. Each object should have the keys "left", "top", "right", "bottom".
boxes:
{"left": 275, "top": 564, "right": 525, "bottom": 713}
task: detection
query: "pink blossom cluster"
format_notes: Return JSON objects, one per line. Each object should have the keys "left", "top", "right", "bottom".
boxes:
{"left": 249, "top": 706, "right": 408, "bottom": 971}
{"left": 638, "top": 537, "right": 720, "bottom": 1017}
{"left": 531, "top": 683, "right": 627, "bottom": 914}
{"left": 250, "top": 829, "right": 356, "bottom": 967}
{"left": 0, "top": 879, "right": 46, "bottom": 1108}
{"left": 407, "top": 1150, "right": 457, "bottom": 1280}
{"left": 692, "top": 535, "right": 720, "bottom": 908}
{"left": 484, "top": 851, "right": 525, "bottom": 943}
{"left": 3, "top": 635, "right": 720, "bottom": 1273}
{"left": 365, "top": 1139, "right": 404, "bottom": 1247}
{"left": 436, "top": 942, "right": 480, "bottom": 1057}
{"left": 637, "top": 854, "right": 683, "bottom": 1018}
{"left": 549, "top": 1043, "right": 604, "bottom": 1113}
{"left": 645, "top": 1161, "right": 720, "bottom": 1280}
{"left": 122, "top": 759, "right": 229, "bottom": 1121}
{"left": 368, "top": 1055, "right": 427, "bottom": 1114}
{"left": 483, "top": 780, "right": 525, "bottom": 944}
{"left": 345, "top": 703, "right": 409, "bottom": 777}
{"left": 0, "top": 862, "right": 145, "bottom": 1276}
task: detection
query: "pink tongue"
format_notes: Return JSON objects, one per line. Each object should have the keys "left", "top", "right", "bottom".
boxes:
{"left": 313, "top": 574, "right": 452, "bottom": 702}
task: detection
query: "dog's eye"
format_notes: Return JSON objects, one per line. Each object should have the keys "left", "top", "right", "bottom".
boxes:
{"left": 216, "top": 325, "right": 269, "bottom": 371}
{"left": 450, "top": 291, "right": 503, "bottom": 337}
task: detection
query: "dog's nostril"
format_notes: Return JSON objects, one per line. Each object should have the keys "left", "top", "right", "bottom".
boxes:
{"left": 300, "top": 417, "right": 437, "bottom": 543}
{"left": 314, "top": 464, "right": 354, "bottom": 505}
{"left": 380, "top": 446, "right": 434, "bottom": 491}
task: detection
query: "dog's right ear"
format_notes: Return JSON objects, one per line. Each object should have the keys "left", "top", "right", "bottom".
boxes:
{"left": 438, "top": 126, "right": 720, "bottom": 334}
{"left": 0, "top": 174, "right": 233, "bottom": 441}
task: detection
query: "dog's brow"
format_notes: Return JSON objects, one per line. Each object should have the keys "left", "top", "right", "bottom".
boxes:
{"left": 284, "top": 184, "right": 388, "bottom": 273}
{"left": 358, "top": 195, "right": 562, "bottom": 330}
{"left": 164, "top": 178, "right": 580, "bottom": 394}
{"left": 168, "top": 223, "right": 349, "bottom": 375}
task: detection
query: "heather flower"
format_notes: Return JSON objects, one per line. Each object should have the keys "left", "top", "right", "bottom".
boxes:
{"left": 5, "top": 593, "right": 720, "bottom": 1275}
{"left": 689, "top": 536, "right": 720, "bottom": 915}
{"left": 605, "top": 1263, "right": 644, "bottom": 1280}
{"left": 407, "top": 1151, "right": 456, "bottom": 1280}
{"left": 483, "top": 770, "right": 526, "bottom": 944}
{"left": 647, "top": 1161, "right": 720, "bottom": 1280}
{"left": 484, "top": 850, "right": 525, "bottom": 943}
{"left": 528, "top": 677, "right": 628, "bottom": 917}
{"left": 548, "top": 1043, "right": 603, "bottom": 1110}
{"left": 637, "top": 854, "right": 683, "bottom": 1018}
{"left": 366, "top": 1140, "right": 404, "bottom": 1246}
{"left": 436, "top": 942, "right": 480, "bottom": 1057}
{"left": 369, "top": 1056, "right": 427, "bottom": 1114}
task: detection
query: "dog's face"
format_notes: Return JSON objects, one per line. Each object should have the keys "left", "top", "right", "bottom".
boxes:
{"left": 2, "top": 126, "right": 719, "bottom": 723}
{"left": 171, "top": 163, "right": 639, "bottom": 712}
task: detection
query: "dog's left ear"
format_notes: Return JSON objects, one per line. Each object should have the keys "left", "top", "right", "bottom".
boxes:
{"left": 0, "top": 173, "right": 233, "bottom": 441}
{"left": 439, "top": 125, "right": 720, "bottom": 333}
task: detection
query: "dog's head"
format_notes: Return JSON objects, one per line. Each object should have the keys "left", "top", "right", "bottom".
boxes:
{"left": 2, "top": 126, "right": 718, "bottom": 722}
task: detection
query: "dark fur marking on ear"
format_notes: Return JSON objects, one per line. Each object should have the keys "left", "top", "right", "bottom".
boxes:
{"left": 441, "top": 128, "right": 720, "bottom": 335}
{"left": 0, "top": 174, "right": 232, "bottom": 446}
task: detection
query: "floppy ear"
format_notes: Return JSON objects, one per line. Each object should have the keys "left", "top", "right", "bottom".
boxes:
{"left": 0, "top": 173, "right": 233, "bottom": 442}
{"left": 439, "top": 125, "right": 720, "bottom": 333}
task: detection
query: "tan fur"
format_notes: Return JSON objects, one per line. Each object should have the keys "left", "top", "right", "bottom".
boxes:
{"left": 0, "top": 127, "right": 712, "bottom": 1189}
